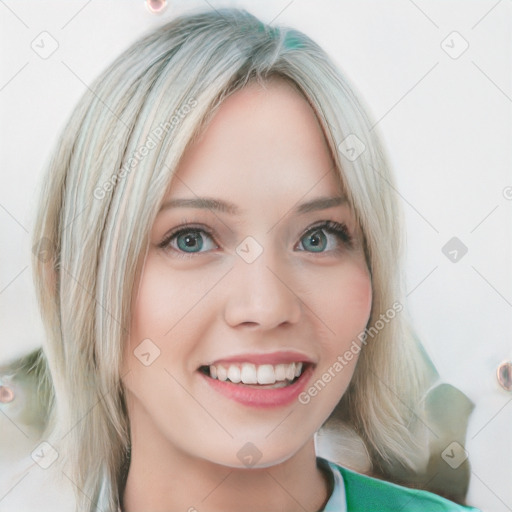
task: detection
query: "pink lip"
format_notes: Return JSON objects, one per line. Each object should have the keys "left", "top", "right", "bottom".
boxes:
{"left": 204, "top": 351, "right": 314, "bottom": 367}
{"left": 198, "top": 363, "right": 314, "bottom": 408}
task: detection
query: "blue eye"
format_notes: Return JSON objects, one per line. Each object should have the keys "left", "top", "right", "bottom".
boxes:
{"left": 300, "top": 229, "right": 328, "bottom": 252}
{"left": 176, "top": 231, "right": 204, "bottom": 252}
{"left": 160, "top": 227, "right": 217, "bottom": 255}
{"left": 297, "top": 221, "right": 352, "bottom": 253}
{"left": 159, "top": 220, "right": 352, "bottom": 258}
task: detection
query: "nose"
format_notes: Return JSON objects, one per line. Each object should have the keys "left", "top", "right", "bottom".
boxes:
{"left": 223, "top": 255, "right": 302, "bottom": 330}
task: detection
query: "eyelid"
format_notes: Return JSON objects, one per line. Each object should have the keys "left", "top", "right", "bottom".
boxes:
{"left": 303, "top": 219, "right": 349, "bottom": 234}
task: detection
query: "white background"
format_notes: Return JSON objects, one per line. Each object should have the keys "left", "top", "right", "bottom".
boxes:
{"left": 0, "top": 1, "right": 511, "bottom": 511}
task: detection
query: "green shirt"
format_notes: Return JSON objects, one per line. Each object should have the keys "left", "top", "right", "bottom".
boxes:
{"left": 319, "top": 457, "right": 481, "bottom": 511}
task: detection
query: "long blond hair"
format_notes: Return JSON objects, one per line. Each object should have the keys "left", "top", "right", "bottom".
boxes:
{"left": 31, "top": 8, "right": 432, "bottom": 510}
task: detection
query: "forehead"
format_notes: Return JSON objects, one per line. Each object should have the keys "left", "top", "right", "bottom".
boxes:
{"left": 168, "top": 78, "right": 342, "bottom": 203}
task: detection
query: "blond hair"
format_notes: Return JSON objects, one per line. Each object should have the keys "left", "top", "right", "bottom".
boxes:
{"left": 31, "top": 8, "right": 432, "bottom": 510}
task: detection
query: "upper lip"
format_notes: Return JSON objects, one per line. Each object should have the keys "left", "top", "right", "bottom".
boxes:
{"left": 202, "top": 351, "right": 315, "bottom": 367}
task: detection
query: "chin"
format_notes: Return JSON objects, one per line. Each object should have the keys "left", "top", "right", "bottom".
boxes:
{"left": 200, "top": 437, "right": 310, "bottom": 471}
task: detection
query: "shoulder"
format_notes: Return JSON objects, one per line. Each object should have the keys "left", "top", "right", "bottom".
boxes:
{"left": 330, "top": 462, "right": 481, "bottom": 512}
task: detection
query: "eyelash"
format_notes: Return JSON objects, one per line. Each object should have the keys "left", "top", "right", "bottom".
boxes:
{"left": 158, "top": 220, "right": 353, "bottom": 259}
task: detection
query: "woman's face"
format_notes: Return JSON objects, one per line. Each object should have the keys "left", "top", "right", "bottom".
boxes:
{"left": 122, "top": 79, "right": 372, "bottom": 468}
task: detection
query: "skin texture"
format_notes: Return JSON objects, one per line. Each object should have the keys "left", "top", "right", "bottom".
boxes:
{"left": 121, "top": 78, "right": 372, "bottom": 512}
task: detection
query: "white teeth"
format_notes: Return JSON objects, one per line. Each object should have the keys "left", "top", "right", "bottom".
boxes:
{"left": 285, "top": 363, "right": 296, "bottom": 381}
{"left": 257, "top": 364, "right": 276, "bottom": 385}
{"left": 217, "top": 365, "right": 228, "bottom": 381}
{"left": 275, "top": 364, "right": 287, "bottom": 381}
{"left": 206, "top": 361, "right": 306, "bottom": 384}
{"left": 227, "top": 365, "right": 241, "bottom": 383}
{"left": 240, "top": 363, "right": 258, "bottom": 384}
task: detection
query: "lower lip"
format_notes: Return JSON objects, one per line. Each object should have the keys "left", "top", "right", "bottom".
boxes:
{"left": 199, "top": 364, "right": 314, "bottom": 408}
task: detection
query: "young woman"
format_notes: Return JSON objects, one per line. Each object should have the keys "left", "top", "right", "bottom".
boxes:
{"left": 26, "top": 7, "right": 480, "bottom": 511}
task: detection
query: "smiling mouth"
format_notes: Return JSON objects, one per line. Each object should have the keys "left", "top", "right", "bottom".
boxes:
{"left": 198, "top": 361, "right": 310, "bottom": 389}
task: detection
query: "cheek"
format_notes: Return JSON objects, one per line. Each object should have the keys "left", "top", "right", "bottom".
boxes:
{"left": 123, "top": 256, "right": 193, "bottom": 400}
{"left": 126, "top": 252, "right": 222, "bottom": 380}
{"left": 130, "top": 254, "right": 207, "bottom": 344}
{"left": 315, "top": 261, "right": 372, "bottom": 340}
{"left": 124, "top": 258, "right": 182, "bottom": 383}
{"left": 130, "top": 272, "right": 167, "bottom": 343}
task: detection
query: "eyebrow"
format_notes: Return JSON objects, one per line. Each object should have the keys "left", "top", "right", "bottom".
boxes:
{"left": 158, "top": 195, "right": 348, "bottom": 215}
